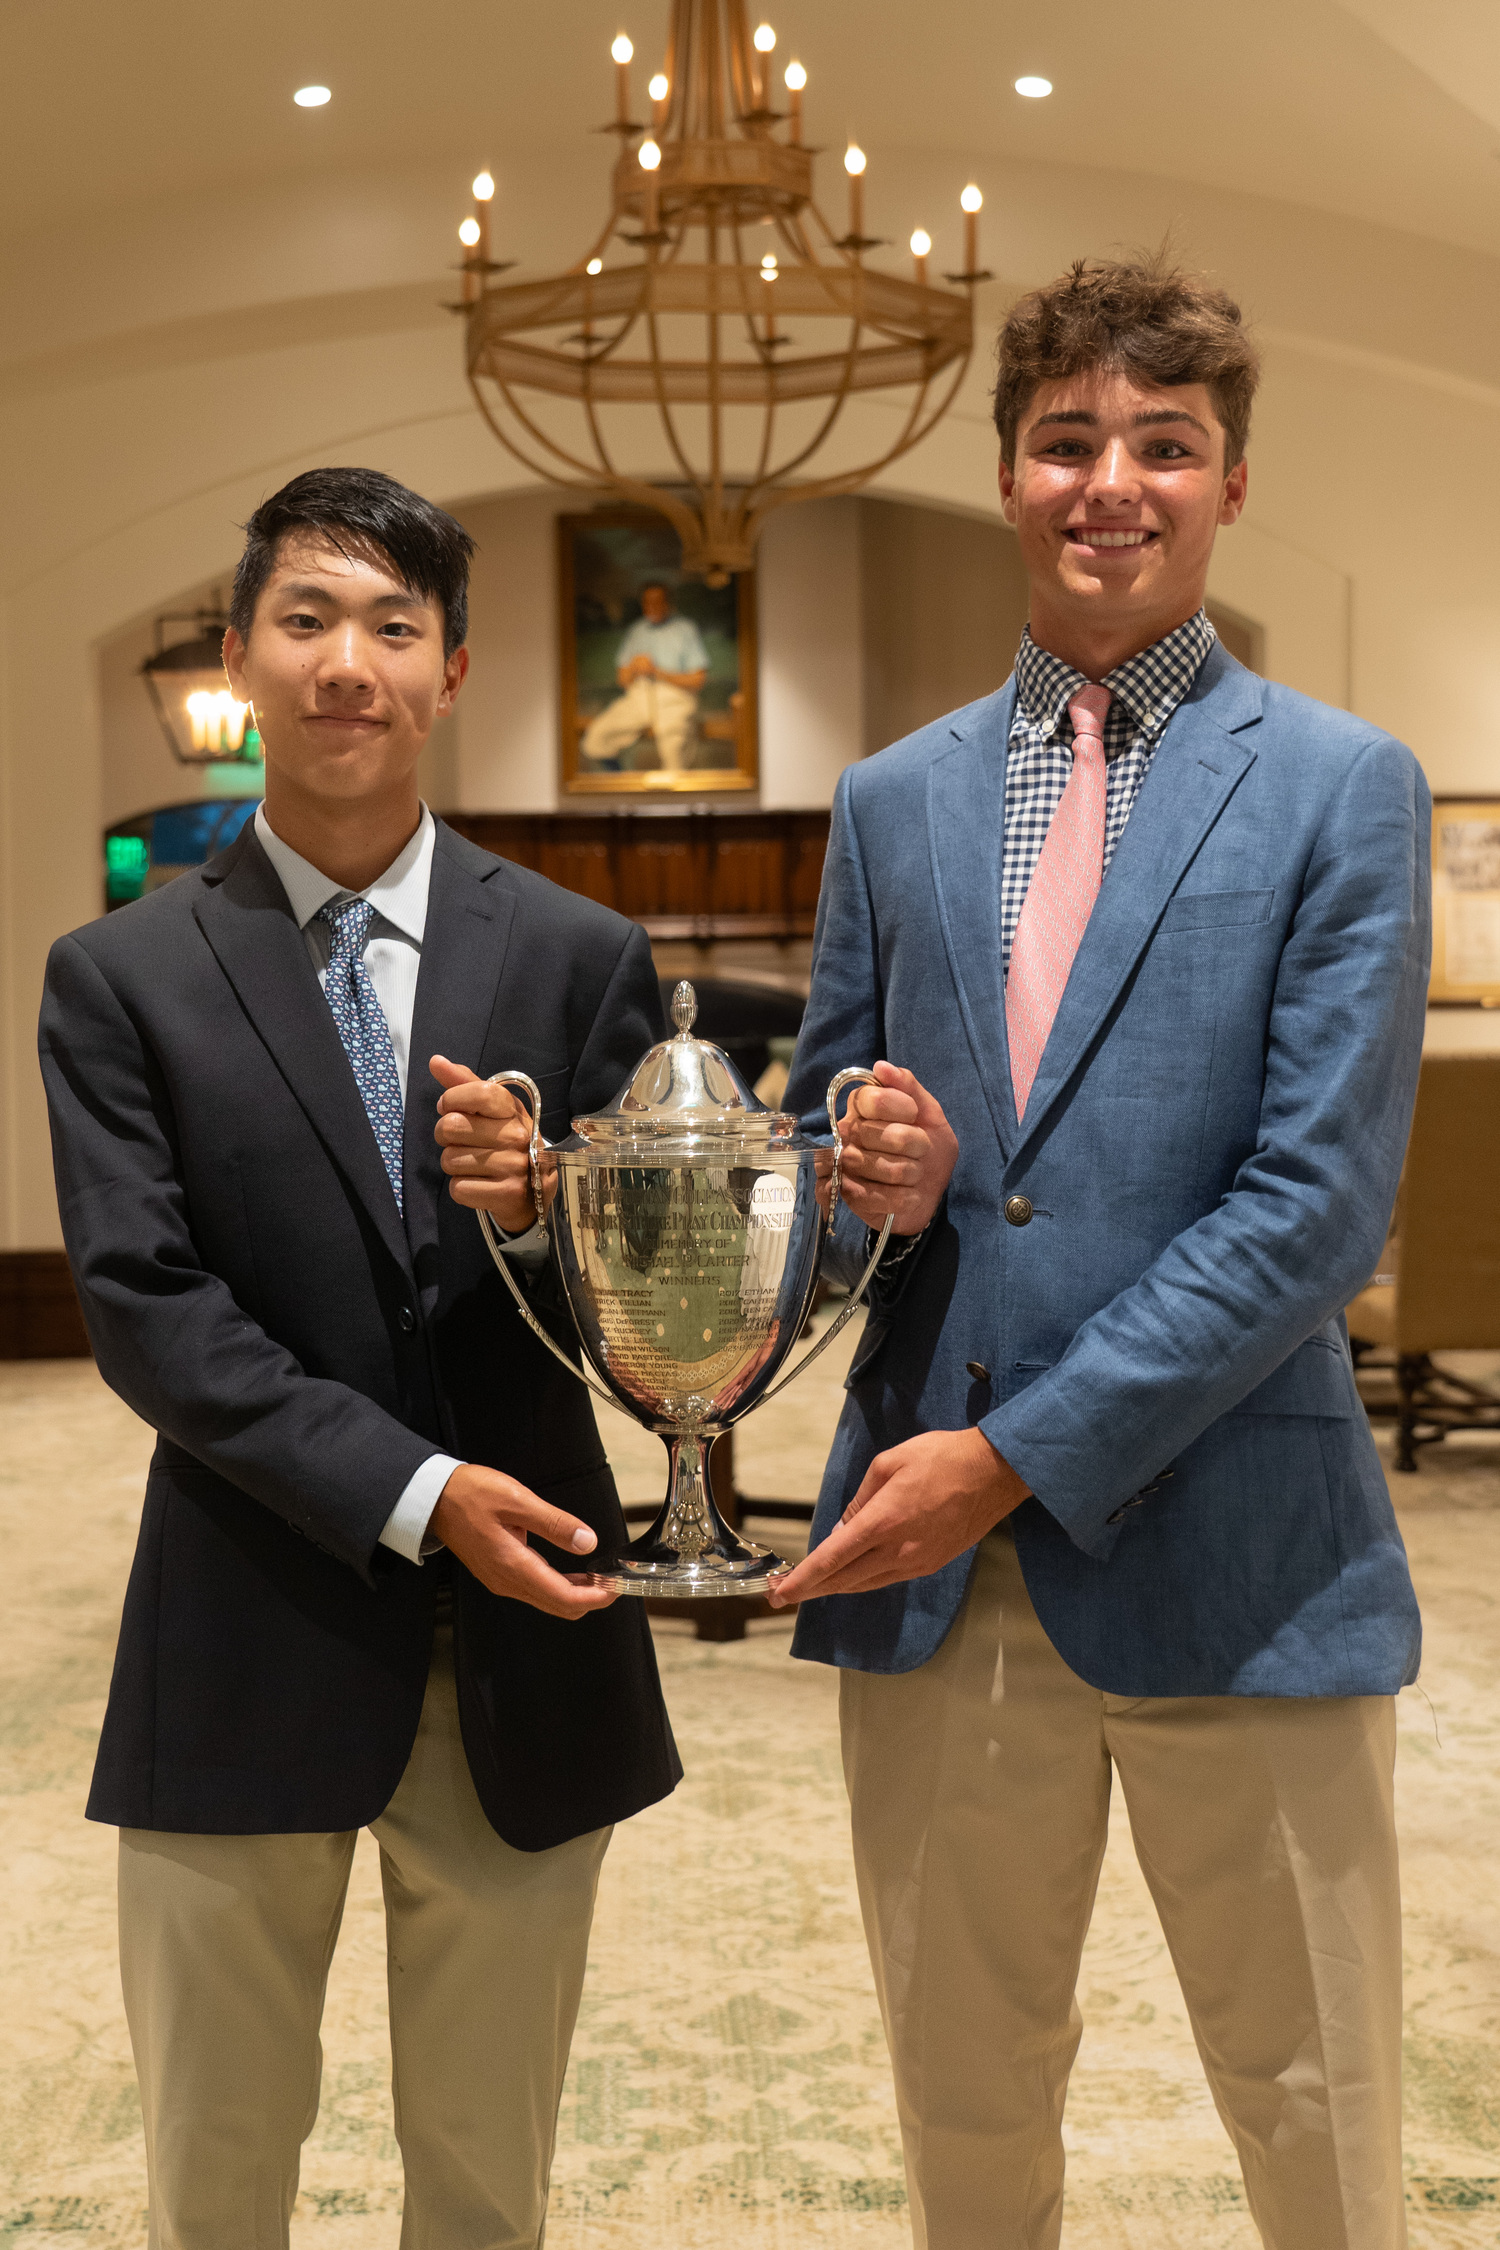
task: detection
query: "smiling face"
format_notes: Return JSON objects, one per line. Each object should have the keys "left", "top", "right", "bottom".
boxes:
{"left": 221, "top": 534, "right": 467, "bottom": 813}
{"left": 998, "top": 369, "right": 1247, "bottom": 674}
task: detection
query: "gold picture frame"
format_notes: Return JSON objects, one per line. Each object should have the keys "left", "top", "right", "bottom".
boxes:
{"left": 1430, "top": 798, "right": 1500, "bottom": 1006}
{"left": 558, "top": 509, "right": 757, "bottom": 796}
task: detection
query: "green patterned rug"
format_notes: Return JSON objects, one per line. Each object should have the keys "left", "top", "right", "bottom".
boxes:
{"left": 2, "top": 1350, "right": 1497, "bottom": 2248}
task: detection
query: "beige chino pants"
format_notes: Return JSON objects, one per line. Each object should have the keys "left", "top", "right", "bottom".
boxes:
{"left": 840, "top": 1529, "right": 1405, "bottom": 2250}
{"left": 580, "top": 678, "right": 699, "bottom": 771}
{"left": 118, "top": 1618, "right": 610, "bottom": 2250}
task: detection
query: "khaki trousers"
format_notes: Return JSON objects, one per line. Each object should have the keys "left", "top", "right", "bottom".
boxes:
{"left": 840, "top": 1530, "right": 1405, "bottom": 2250}
{"left": 580, "top": 678, "right": 699, "bottom": 770}
{"left": 118, "top": 1619, "right": 610, "bottom": 2250}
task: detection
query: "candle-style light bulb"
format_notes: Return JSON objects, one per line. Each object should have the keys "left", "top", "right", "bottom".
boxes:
{"left": 648, "top": 72, "right": 668, "bottom": 99}
{"left": 784, "top": 58, "right": 805, "bottom": 141}
{"left": 909, "top": 228, "right": 931, "bottom": 286}
{"left": 960, "top": 182, "right": 982, "bottom": 275}
{"left": 753, "top": 21, "right": 776, "bottom": 50}
{"left": 638, "top": 135, "right": 662, "bottom": 238}
{"left": 467, "top": 172, "right": 495, "bottom": 274}
{"left": 587, "top": 257, "right": 604, "bottom": 275}
{"left": 648, "top": 69, "right": 669, "bottom": 129}
{"left": 612, "top": 32, "right": 633, "bottom": 127}
{"left": 844, "top": 144, "right": 866, "bottom": 250}
{"left": 457, "top": 215, "right": 480, "bottom": 305}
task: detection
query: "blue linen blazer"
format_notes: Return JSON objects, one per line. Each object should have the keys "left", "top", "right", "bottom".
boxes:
{"left": 785, "top": 643, "right": 1431, "bottom": 1697}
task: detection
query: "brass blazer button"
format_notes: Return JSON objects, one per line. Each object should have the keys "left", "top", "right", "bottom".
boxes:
{"left": 1003, "top": 1195, "right": 1034, "bottom": 1227}
{"left": 965, "top": 1360, "right": 990, "bottom": 1383}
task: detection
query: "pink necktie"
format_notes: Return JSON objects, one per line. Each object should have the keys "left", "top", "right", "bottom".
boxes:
{"left": 1006, "top": 683, "right": 1112, "bottom": 1120}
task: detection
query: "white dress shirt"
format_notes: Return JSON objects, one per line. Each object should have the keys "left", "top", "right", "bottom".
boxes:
{"left": 254, "top": 803, "right": 542, "bottom": 1565}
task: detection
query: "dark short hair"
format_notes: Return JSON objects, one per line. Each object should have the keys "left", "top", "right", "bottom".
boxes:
{"left": 638, "top": 579, "right": 674, "bottom": 599}
{"left": 993, "top": 251, "right": 1261, "bottom": 470}
{"left": 229, "top": 467, "right": 476, "bottom": 656}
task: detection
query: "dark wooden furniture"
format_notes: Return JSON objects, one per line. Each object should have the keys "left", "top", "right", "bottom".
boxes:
{"left": 1347, "top": 1055, "right": 1500, "bottom": 1468}
{"left": 443, "top": 807, "right": 829, "bottom": 942}
{"left": 0, "top": 1251, "right": 90, "bottom": 1357}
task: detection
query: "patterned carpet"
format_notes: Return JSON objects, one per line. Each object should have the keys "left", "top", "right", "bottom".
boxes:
{"left": 1, "top": 1333, "right": 1498, "bottom": 2248}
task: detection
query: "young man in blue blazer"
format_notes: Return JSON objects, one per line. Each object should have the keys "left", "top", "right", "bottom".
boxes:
{"left": 771, "top": 258, "right": 1430, "bottom": 2249}
{"left": 40, "top": 469, "right": 679, "bottom": 2246}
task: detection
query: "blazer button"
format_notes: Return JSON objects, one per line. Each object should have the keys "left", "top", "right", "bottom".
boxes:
{"left": 965, "top": 1360, "right": 991, "bottom": 1383}
{"left": 398, "top": 1305, "right": 417, "bottom": 1334}
{"left": 1003, "top": 1195, "right": 1034, "bottom": 1227}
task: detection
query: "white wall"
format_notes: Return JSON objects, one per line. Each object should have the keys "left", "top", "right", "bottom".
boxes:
{"left": 756, "top": 502, "right": 864, "bottom": 808}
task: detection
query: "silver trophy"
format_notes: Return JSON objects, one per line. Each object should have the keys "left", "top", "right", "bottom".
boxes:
{"left": 477, "top": 982, "right": 891, "bottom": 1597}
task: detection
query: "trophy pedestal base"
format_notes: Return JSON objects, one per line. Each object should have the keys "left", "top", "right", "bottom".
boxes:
{"left": 601, "top": 1549, "right": 789, "bottom": 1598}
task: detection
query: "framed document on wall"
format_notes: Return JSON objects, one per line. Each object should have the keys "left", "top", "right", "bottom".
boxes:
{"left": 558, "top": 509, "right": 757, "bottom": 796}
{"left": 1431, "top": 799, "right": 1500, "bottom": 1005}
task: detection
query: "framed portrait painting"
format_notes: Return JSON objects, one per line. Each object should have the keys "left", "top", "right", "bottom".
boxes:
{"left": 558, "top": 508, "right": 757, "bottom": 796}
{"left": 1430, "top": 798, "right": 1500, "bottom": 1005}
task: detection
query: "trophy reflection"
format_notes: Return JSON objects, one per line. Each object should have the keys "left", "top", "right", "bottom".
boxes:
{"left": 477, "top": 982, "right": 891, "bottom": 1596}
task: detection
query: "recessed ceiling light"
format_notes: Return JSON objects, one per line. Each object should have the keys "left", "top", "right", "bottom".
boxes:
{"left": 293, "top": 85, "right": 331, "bottom": 108}
{"left": 1015, "top": 75, "right": 1052, "bottom": 99}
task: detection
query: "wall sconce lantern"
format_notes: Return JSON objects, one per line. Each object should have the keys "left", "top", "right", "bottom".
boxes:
{"left": 140, "top": 605, "right": 263, "bottom": 768}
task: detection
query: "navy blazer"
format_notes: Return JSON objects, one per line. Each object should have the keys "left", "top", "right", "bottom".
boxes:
{"left": 39, "top": 819, "right": 681, "bottom": 1847}
{"left": 787, "top": 645, "right": 1430, "bottom": 1696}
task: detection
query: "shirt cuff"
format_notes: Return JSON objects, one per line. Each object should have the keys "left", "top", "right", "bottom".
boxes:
{"left": 378, "top": 1452, "right": 462, "bottom": 1565}
{"left": 867, "top": 1220, "right": 930, "bottom": 1268}
{"left": 496, "top": 1219, "right": 550, "bottom": 1273}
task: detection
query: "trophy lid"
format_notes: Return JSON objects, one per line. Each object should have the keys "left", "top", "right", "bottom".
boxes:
{"left": 572, "top": 981, "right": 798, "bottom": 1145}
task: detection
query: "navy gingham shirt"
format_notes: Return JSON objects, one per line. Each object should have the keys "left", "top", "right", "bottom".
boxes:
{"left": 1002, "top": 609, "right": 1218, "bottom": 972}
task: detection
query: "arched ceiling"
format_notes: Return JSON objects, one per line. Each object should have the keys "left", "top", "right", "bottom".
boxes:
{"left": 3, "top": 0, "right": 1499, "bottom": 260}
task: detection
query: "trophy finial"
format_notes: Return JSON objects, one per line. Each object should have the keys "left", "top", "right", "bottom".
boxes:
{"left": 671, "top": 980, "right": 697, "bottom": 1037}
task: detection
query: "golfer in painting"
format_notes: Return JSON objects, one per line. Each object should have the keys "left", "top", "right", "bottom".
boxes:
{"left": 581, "top": 580, "right": 709, "bottom": 771}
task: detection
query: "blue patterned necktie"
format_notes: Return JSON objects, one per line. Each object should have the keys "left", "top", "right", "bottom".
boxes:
{"left": 316, "top": 897, "right": 405, "bottom": 1214}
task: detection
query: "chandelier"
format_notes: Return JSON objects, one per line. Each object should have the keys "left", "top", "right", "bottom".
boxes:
{"left": 451, "top": 0, "right": 989, "bottom": 583}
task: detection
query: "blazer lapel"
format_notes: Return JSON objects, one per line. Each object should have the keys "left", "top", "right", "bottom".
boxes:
{"left": 927, "top": 685, "right": 1020, "bottom": 1161}
{"left": 1012, "top": 649, "right": 1263, "bottom": 1157}
{"left": 193, "top": 826, "right": 414, "bottom": 1278}
{"left": 402, "top": 821, "right": 519, "bottom": 1269}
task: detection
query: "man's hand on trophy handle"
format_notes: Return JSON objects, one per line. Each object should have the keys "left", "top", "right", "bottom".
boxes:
{"left": 431, "top": 1464, "right": 620, "bottom": 1619}
{"left": 431, "top": 1055, "right": 558, "bottom": 1232}
{"left": 829, "top": 1062, "right": 958, "bottom": 1235}
{"left": 766, "top": 1427, "right": 1029, "bottom": 1607}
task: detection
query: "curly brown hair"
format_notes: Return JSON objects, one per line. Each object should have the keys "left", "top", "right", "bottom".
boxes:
{"left": 993, "top": 252, "right": 1260, "bottom": 470}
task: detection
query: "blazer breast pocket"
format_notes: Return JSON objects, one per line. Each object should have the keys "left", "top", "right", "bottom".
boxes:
{"left": 1157, "top": 888, "right": 1275, "bottom": 934}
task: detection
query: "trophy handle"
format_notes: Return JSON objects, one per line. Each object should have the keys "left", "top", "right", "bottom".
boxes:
{"left": 751, "top": 1068, "right": 894, "bottom": 1410}
{"left": 473, "top": 1070, "right": 636, "bottom": 1421}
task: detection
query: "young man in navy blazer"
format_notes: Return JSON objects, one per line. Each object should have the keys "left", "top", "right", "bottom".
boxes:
{"left": 771, "top": 258, "right": 1430, "bottom": 2249}
{"left": 40, "top": 468, "right": 680, "bottom": 2246}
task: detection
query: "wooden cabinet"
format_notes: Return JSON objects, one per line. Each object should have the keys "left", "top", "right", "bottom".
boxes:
{"left": 445, "top": 808, "right": 830, "bottom": 941}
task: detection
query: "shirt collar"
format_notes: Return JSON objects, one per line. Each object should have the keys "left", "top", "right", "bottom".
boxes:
{"left": 1013, "top": 609, "right": 1217, "bottom": 746}
{"left": 254, "top": 803, "right": 436, "bottom": 944}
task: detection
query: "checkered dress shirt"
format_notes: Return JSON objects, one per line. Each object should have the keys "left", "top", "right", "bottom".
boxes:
{"left": 1001, "top": 609, "right": 1218, "bottom": 972}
